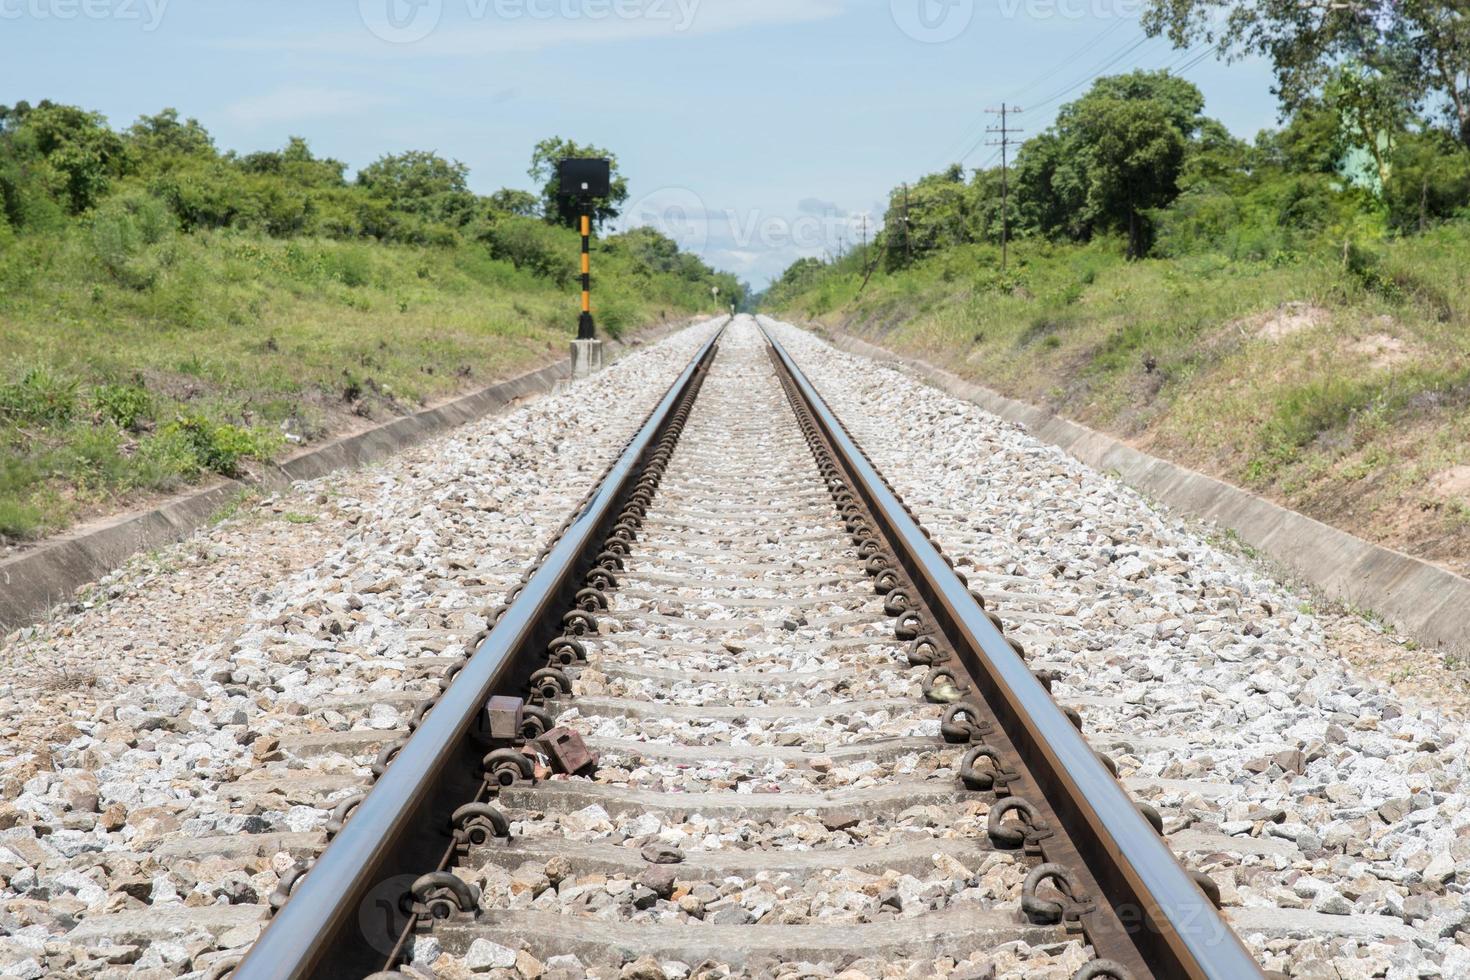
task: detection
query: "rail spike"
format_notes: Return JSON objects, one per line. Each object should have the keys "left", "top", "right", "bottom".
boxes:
{"left": 409, "top": 871, "right": 481, "bottom": 922}
{"left": 527, "top": 666, "right": 572, "bottom": 702}
{"left": 482, "top": 748, "right": 534, "bottom": 788}
{"left": 1073, "top": 962, "right": 1136, "bottom": 980}
{"left": 987, "top": 796, "right": 1051, "bottom": 850}
{"left": 1022, "top": 863, "right": 1095, "bottom": 925}
{"left": 451, "top": 802, "right": 510, "bottom": 849}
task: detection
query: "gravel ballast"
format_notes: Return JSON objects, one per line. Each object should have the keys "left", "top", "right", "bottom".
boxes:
{"left": 2, "top": 314, "right": 1465, "bottom": 979}
{"left": 0, "top": 321, "right": 721, "bottom": 979}
{"left": 762, "top": 316, "right": 1470, "bottom": 979}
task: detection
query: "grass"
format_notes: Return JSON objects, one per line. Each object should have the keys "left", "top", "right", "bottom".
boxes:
{"left": 769, "top": 226, "right": 1470, "bottom": 575}
{"left": 0, "top": 224, "right": 716, "bottom": 542}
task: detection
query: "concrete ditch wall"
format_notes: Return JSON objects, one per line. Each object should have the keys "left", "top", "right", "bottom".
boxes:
{"left": 821, "top": 329, "right": 1470, "bottom": 659}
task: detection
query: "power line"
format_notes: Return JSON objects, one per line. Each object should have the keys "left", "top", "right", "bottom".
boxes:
{"left": 937, "top": 19, "right": 1130, "bottom": 169}
{"left": 1009, "top": 18, "right": 1129, "bottom": 103}
{"left": 1024, "top": 31, "right": 1162, "bottom": 113}
{"left": 1156, "top": 37, "right": 1217, "bottom": 74}
{"left": 1173, "top": 41, "right": 1224, "bottom": 76}
{"left": 934, "top": 21, "right": 1215, "bottom": 180}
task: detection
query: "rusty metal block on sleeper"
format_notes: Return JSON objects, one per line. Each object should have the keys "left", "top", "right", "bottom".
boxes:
{"left": 539, "top": 726, "right": 598, "bottom": 775}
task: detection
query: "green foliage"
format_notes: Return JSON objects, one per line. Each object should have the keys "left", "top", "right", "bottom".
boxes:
{"left": 0, "top": 495, "right": 42, "bottom": 539}
{"left": 1249, "top": 365, "right": 1470, "bottom": 481}
{"left": 0, "top": 103, "right": 737, "bottom": 541}
{"left": 866, "top": 72, "right": 1211, "bottom": 269}
{"left": 1048, "top": 72, "right": 1205, "bottom": 258}
{"left": 5, "top": 101, "right": 130, "bottom": 215}
{"left": 1140, "top": 0, "right": 1470, "bottom": 149}
{"left": 479, "top": 215, "right": 568, "bottom": 280}
{"left": 158, "top": 414, "right": 280, "bottom": 477}
{"left": 763, "top": 257, "right": 828, "bottom": 307}
{"left": 357, "top": 150, "right": 477, "bottom": 228}
{"left": 1384, "top": 132, "right": 1470, "bottom": 231}
{"left": 126, "top": 108, "right": 216, "bottom": 160}
{"left": 0, "top": 367, "right": 79, "bottom": 425}
{"left": 1153, "top": 171, "right": 1375, "bottom": 260}
{"left": 488, "top": 187, "right": 540, "bottom": 217}
{"left": 882, "top": 165, "right": 974, "bottom": 270}
{"left": 321, "top": 246, "right": 374, "bottom": 288}
{"left": 92, "top": 383, "right": 152, "bottom": 431}
{"left": 88, "top": 190, "right": 177, "bottom": 288}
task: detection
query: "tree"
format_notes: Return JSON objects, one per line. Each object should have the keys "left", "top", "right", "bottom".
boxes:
{"left": 3, "top": 101, "right": 129, "bottom": 214}
{"left": 238, "top": 137, "right": 348, "bottom": 187}
{"left": 1013, "top": 131, "right": 1082, "bottom": 240}
{"left": 1012, "top": 73, "right": 1204, "bottom": 257}
{"left": 1072, "top": 71, "right": 1206, "bottom": 137}
{"left": 1141, "top": 0, "right": 1470, "bottom": 147}
{"left": 127, "top": 109, "right": 215, "bottom": 159}
{"left": 488, "top": 188, "right": 540, "bottom": 217}
{"left": 357, "top": 150, "right": 476, "bottom": 226}
{"left": 1179, "top": 118, "right": 1252, "bottom": 192}
{"left": 528, "top": 137, "right": 629, "bottom": 229}
{"left": 358, "top": 150, "right": 469, "bottom": 200}
{"left": 1323, "top": 62, "right": 1408, "bottom": 191}
{"left": 880, "top": 164, "right": 974, "bottom": 269}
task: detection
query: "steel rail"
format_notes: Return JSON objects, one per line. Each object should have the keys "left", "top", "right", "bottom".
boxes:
{"left": 234, "top": 325, "right": 726, "bottom": 980}
{"left": 761, "top": 327, "right": 1263, "bottom": 980}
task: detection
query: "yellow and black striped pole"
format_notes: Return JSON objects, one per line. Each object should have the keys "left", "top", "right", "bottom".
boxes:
{"left": 578, "top": 210, "right": 595, "bottom": 340}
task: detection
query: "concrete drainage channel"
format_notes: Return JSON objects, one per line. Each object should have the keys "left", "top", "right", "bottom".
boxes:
{"left": 230, "top": 320, "right": 1264, "bottom": 979}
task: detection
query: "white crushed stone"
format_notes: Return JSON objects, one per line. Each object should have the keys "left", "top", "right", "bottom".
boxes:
{"left": 0, "top": 320, "right": 723, "bottom": 978}
{"left": 762, "top": 315, "right": 1470, "bottom": 979}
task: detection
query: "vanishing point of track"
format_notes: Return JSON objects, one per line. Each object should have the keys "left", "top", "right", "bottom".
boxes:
{"left": 231, "top": 320, "right": 1266, "bottom": 979}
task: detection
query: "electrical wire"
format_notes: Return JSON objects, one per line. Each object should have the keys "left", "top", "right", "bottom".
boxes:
{"left": 1172, "top": 41, "right": 1224, "bottom": 76}
{"left": 1023, "top": 31, "right": 1163, "bottom": 113}
{"left": 934, "top": 20, "right": 1137, "bottom": 171}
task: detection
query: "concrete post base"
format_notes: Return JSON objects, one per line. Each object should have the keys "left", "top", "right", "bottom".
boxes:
{"left": 570, "top": 339, "right": 605, "bottom": 379}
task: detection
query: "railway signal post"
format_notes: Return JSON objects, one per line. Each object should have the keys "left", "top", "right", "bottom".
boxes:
{"left": 559, "top": 157, "right": 611, "bottom": 378}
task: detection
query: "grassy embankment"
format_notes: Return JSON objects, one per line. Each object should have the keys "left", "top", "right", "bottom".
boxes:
{"left": 0, "top": 225, "right": 719, "bottom": 542}
{"left": 0, "top": 103, "right": 735, "bottom": 544}
{"left": 769, "top": 230, "right": 1470, "bottom": 578}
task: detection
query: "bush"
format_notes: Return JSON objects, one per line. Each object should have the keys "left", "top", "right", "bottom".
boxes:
{"left": 158, "top": 414, "right": 278, "bottom": 477}
{"left": 88, "top": 191, "right": 175, "bottom": 289}
{"left": 1153, "top": 172, "right": 1374, "bottom": 261}
{"left": 594, "top": 295, "right": 638, "bottom": 339}
{"left": 1386, "top": 134, "right": 1470, "bottom": 232}
{"left": 0, "top": 367, "right": 78, "bottom": 425}
{"left": 478, "top": 216, "right": 568, "bottom": 280}
{"left": 322, "top": 247, "right": 373, "bottom": 287}
{"left": 92, "top": 382, "right": 152, "bottom": 430}
{"left": 0, "top": 496, "right": 42, "bottom": 539}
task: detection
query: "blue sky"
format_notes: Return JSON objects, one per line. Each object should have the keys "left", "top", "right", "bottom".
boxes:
{"left": 3, "top": 0, "right": 1279, "bottom": 284}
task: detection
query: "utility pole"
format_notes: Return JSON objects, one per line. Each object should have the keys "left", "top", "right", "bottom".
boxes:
{"left": 857, "top": 213, "right": 879, "bottom": 296}
{"left": 901, "top": 184, "right": 912, "bottom": 264}
{"left": 985, "top": 105, "right": 1023, "bottom": 272}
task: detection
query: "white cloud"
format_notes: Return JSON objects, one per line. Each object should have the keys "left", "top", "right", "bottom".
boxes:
{"left": 224, "top": 87, "right": 389, "bottom": 126}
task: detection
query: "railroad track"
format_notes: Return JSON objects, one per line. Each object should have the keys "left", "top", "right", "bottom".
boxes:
{"left": 231, "top": 319, "right": 1266, "bottom": 979}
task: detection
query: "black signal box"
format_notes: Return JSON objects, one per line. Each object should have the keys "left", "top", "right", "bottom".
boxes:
{"left": 559, "top": 158, "right": 611, "bottom": 197}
